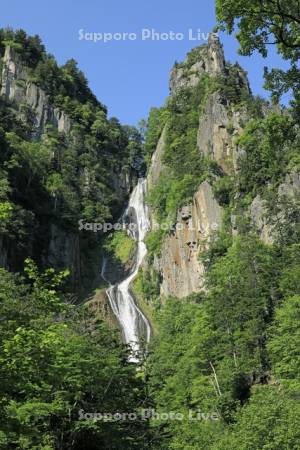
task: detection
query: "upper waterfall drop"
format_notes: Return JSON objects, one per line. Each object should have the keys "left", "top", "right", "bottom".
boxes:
{"left": 103, "top": 178, "right": 151, "bottom": 361}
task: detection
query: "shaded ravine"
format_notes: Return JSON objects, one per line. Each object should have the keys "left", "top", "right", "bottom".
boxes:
{"left": 101, "top": 179, "right": 151, "bottom": 361}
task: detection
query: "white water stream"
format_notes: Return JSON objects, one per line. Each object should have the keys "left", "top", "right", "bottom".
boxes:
{"left": 101, "top": 179, "right": 151, "bottom": 361}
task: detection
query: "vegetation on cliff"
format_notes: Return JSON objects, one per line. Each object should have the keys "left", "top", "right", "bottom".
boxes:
{"left": 144, "top": 1, "right": 300, "bottom": 448}
{"left": 1, "top": 0, "right": 300, "bottom": 446}
{"left": 0, "top": 28, "right": 144, "bottom": 292}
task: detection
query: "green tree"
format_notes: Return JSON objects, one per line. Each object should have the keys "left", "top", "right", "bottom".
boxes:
{"left": 0, "top": 262, "right": 151, "bottom": 449}
{"left": 268, "top": 295, "right": 300, "bottom": 387}
{"left": 213, "top": 386, "right": 300, "bottom": 450}
{"left": 216, "top": 0, "right": 300, "bottom": 117}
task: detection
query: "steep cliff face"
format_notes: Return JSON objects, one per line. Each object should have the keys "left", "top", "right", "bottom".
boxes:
{"left": 153, "top": 181, "right": 223, "bottom": 298}
{"left": 169, "top": 34, "right": 225, "bottom": 97}
{"left": 1, "top": 47, "right": 71, "bottom": 137}
{"left": 147, "top": 125, "right": 167, "bottom": 189}
{"left": 2, "top": 47, "right": 78, "bottom": 280}
{"left": 0, "top": 47, "right": 78, "bottom": 285}
{"left": 0, "top": 40, "right": 136, "bottom": 293}
{"left": 146, "top": 35, "right": 300, "bottom": 301}
{"left": 197, "top": 91, "right": 248, "bottom": 174}
{"left": 146, "top": 36, "right": 259, "bottom": 299}
{"left": 250, "top": 169, "right": 300, "bottom": 244}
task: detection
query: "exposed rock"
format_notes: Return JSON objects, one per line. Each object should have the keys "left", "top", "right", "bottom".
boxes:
{"left": 250, "top": 170, "right": 300, "bottom": 244}
{"left": 169, "top": 34, "right": 225, "bottom": 96}
{"left": 168, "top": 34, "right": 250, "bottom": 175}
{"left": 207, "top": 33, "right": 226, "bottom": 73}
{"left": 84, "top": 290, "right": 120, "bottom": 330}
{"left": 155, "top": 181, "right": 223, "bottom": 298}
{"left": 278, "top": 170, "right": 300, "bottom": 198}
{"left": 0, "top": 46, "right": 27, "bottom": 101}
{"left": 112, "top": 167, "right": 134, "bottom": 198}
{"left": 147, "top": 125, "right": 167, "bottom": 188}
{"left": 1, "top": 46, "right": 71, "bottom": 137}
{"left": 250, "top": 195, "right": 274, "bottom": 245}
{"left": 197, "top": 92, "right": 247, "bottom": 174}
{"left": 0, "top": 45, "right": 134, "bottom": 293}
{"left": 147, "top": 35, "right": 253, "bottom": 298}
{"left": 47, "top": 224, "right": 81, "bottom": 288}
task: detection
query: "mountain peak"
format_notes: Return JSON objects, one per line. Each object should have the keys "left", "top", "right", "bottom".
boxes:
{"left": 169, "top": 33, "right": 225, "bottom": 96}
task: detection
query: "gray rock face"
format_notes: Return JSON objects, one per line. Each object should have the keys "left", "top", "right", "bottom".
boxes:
{"left": 147, "top": 125, "right": 167, "bottom": 189}
{"left": 278, "top": 170, "right": 300, "bottom": 198}
{"left": 1, "top": 47, "right": 27, "bottom": 100}
{"left": 1, "top": 46, "right": 71, "bottom": 137}
{"left": 0, "top": 46, "right": 79, "bottom": 284}
{"left": 48, "top": 224, "right": 81, "bottom": 287}
{"left": 169, "top": 34, "right": 250, "bottom": 175}
{"left": 146, "top": 35, "right": 254, "bottom": 298}
{"left": 147, "top": 36, "right": 253, "bottom": 298}
{"left": 197, "top": 91, "right": 247, "bottom": 174}
{"left": 169, "top": 34, "right": 225, "bottom": 96}
{"left": 112, "top": 168, "right": 135, "bottom": 198}
{"left": 250, "top": 195, "right": 274, "bottom": 245}
{"left": 250, "top": 170, "right": 300, "bottom": 244}
{"left": 152, "top": 181, "right": 223, "bottom": 299}
{"left": 0, "top": 45, "right": 134, "bottom": 292}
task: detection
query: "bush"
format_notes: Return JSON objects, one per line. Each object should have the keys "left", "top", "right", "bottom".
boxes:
{"left": 212, "top": 176, "right": 234, "bottom": 206}
{"left": 104, "top": 230, "right": 136, "bottom": 265}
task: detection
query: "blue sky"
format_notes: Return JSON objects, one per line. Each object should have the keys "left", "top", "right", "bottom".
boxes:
{"left": 1, "top": 0, "right": 289, "bottom": 125}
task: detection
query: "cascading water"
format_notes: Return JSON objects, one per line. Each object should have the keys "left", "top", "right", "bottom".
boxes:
{"left": 101, "top": 179, "right": 151, "bottom": 361}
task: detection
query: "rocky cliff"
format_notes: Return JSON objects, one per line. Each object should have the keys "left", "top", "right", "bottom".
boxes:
{"left": 0, "top": 39, "right": 136, "bottom": 294}
{"left": 146, "top": 36, "right": 235, "bottom": 298}
{"left": 250, "top": 169, "right": 300, "bottom": 244}
{"left": 169, "top": 34, "right": 225, "bottom": 96}
{"left": 146, "top": 35, "right": 299, "bottom": 300}
{"left": 1, "top": 46, "right": 71, "bottom": 137}
{"left": 153, "top": 181, "right": 223, "bottom": 298}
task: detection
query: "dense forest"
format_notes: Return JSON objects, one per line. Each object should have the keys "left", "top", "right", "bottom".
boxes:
{"left": 0, "top": 0, "right": 300, "bottom": 449}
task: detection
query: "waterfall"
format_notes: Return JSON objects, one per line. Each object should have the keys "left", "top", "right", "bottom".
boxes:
{"left": 102, "top": 179, "right": 151, "bottom": 361}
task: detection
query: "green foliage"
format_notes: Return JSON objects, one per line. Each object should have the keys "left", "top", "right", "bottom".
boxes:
{"left": 185, "top": 45, "right": 206, "bottom": 68}
{"left": 132, "top": 268, "right": 161, "bottom": 334}
{"left": 104, "top": 230, "right": 136, "bottom": 265}
{"left": 205, "top": 236, "right": 276, "bottom": 382}
{"left": 147, "top": 297, "right": 224, "bottom": 449}
{"left": 213, "top": 386, "right": 300, "bottom": 450}
{"left": 215, "top": 63, "right": 249, "bottom": 105}
{"left": 268, "top": 295, "right": 300, "bottom": 386}
{"left": 0, "top": 28, "right": 44, "bottom": 66}
{"left": 145, "top": 228, "right": 167, "bottom": 258}
{"left": 147, "top": 76, "right": 214, "bottom": 244}
{"left": 143, "top": 107, "right": 169, "bottom": 166}
{"left": 216, "top": 0, "right": 300, "bottom": 117}
{"left": 200, "top": 226, "right": 233, "bottom": 270}
{"left": 263, "top": 189, "right": 300, "bottom": 246}
{"left": 0, "top": 29, "right": 99, "bottom": 108}
{"left": 2, "top": 22, "right": 300, "bottom": 450}
{"left": 0, "top": 31, "right": 143, "bottom": 286}
{"left": 237, "top": 113, "right": 299, "bottom": 196}
{"left": 278, "top": 244, "right": 300, "bottom": 297}
{"left": 212, "top": 175, "right": 234, "bottom": 206}
{"left": 216, "top": 0, "right": 300, "bottom": 62}
{"left": 133, "top": 267, "right": 160, "bottom": 304}
{"left": 143, "top": 5, "right": 300, "bottom": 449}
{"left": 147, "top": 235, "right": 299, "bottom": 449}
{"left": 0, "top": 263, "right": 151, "bottom": 449}
{"left": 264, "top": 64, "right": 300, "bottom": 122}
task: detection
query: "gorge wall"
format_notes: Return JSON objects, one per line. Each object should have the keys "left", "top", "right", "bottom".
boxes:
{"left": 145, "top": 34, "right": 300, "bottom": 300}
{"left": 0, "top": 39, "right": 139, "bottom": 294}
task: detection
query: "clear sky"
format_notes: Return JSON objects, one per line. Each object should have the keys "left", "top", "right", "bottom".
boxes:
{"left": 1, "top": 0, "right": 289, "bottom": 125}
